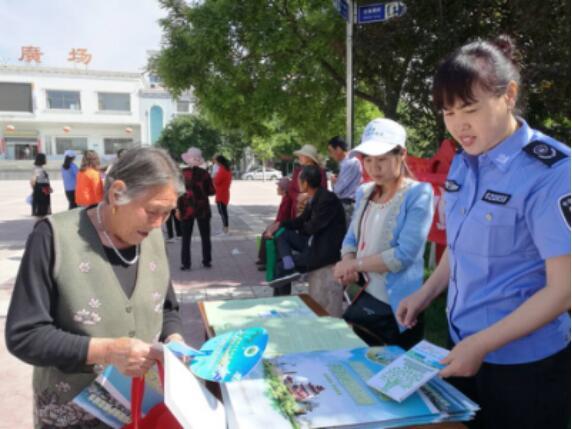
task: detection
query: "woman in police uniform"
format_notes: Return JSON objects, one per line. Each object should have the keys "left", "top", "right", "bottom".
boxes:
{"left": 397, "top": 35, "right": 570, "bottom": 429}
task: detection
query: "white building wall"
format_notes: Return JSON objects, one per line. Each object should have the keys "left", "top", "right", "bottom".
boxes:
{"left": 0, "top": 65, "right": 191, "bottom": 161}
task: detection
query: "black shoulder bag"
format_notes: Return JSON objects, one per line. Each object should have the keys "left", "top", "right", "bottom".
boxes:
{"left": 341, "top": 194, "right": 401, "bottom": 346}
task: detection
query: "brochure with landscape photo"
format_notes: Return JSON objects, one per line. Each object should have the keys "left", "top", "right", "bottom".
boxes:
{"left": 224, "top": 346, "right": 478, "bottom": 429}
{"left": 225, "top": 346, "right": 438, "bottom": 429}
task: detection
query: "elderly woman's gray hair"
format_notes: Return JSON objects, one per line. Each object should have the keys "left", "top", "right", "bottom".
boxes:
{"left": 104, "top": 147, "right": 183, "bottom": 205}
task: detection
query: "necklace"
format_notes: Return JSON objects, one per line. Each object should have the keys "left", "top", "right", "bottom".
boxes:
{"left": 96, "top": 203, "right": 139, "bottom": 265}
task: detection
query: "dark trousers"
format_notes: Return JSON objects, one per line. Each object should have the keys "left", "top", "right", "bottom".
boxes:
{"left": 275, "top": 229, "right": 310, "bottom": 270}
{"left": 216, "top": 202, "right": 229, "bottom": 228}
{"left": 65, "top": 190, "right": 77, "bottom": 210}
{"left": 273, "top": 229, "right": 310, "bottom": 296}
{"left": 165, "top": 209, "right": 181, "bottom": 239}
{"left": 180, "top": 216, "right": 211, "bottom": 268}
{"left": 447, "top": 344, "right": 570, "bottom": 429}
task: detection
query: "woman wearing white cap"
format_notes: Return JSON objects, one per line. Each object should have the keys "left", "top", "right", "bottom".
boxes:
{"left": 61, "top": 150, "right": 78, "bottom": 209}
{"left": 333, "top": 118, "right": 434, "bottom": 349}
{"left": 289, "top": 144, "right": 328, "bottom": 217}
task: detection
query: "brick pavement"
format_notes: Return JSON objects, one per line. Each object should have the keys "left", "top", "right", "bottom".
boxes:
{"left": 0, "top": 179, "right": 309, "bottom": 428}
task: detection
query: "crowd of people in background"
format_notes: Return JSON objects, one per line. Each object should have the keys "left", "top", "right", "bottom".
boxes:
{"left": 15, "top": 34, "right": 571, "bottom": 429}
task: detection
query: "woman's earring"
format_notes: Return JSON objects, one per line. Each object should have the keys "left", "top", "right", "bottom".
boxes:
{"left": 112, "top": 206, "right": 117, "bottom": 215}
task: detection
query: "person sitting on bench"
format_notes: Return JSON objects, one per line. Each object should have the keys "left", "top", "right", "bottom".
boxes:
{"left": 266, "top": 164, "right": 346, "bottom": 295}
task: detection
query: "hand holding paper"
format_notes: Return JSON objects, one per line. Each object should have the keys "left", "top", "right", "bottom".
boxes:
{"left": 367, "top": 340, "right": 448, "bottom": 402}
{"left": 439, "top": 334, "right": 489, "bottom": 378}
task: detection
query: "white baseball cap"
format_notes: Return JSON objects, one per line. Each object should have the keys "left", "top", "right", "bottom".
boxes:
{"left": 64, "top": 149, "right": 76, "bottom": 158}
{"left": 351, "top": 118, "right": 406, "bottom": 156}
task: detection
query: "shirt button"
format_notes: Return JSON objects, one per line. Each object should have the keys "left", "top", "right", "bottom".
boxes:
{"left": 125, "top": 306, "right": 132, "bottom": 313}
{"left": 460, "top": 208, "right": 466, "bottom": 215}
{"left": 485, "top": 213, "right": 493, "bottom": 221}
{"left": 128, "top": 330, "right": 136, "bottom": 338}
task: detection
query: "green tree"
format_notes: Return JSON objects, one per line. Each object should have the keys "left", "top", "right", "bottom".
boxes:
{"left": 218, "top": 130, "right": 250, "bottom": 167}
{"left": 156, "top": 115, "right": 222, "bottom": 162}
{"left": 152, "top": 0, "right": 570, "bottom": 156}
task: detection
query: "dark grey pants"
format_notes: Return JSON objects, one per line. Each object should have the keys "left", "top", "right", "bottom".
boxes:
{"left": 180, "top": 216, "right": 211, "bottom": 268}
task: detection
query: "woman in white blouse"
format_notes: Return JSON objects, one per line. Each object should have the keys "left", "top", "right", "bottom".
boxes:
{"left": 334, "top": 118, "right": 434, "bottom": 349}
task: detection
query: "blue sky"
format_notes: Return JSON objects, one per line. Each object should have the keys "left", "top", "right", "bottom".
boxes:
{"left": 0, "top": 0, "right": 167, "bottom": 72}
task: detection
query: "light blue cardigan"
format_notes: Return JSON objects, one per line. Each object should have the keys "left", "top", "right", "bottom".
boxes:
{"left": 341, "top": 180, "right": 434, "bottom": 329}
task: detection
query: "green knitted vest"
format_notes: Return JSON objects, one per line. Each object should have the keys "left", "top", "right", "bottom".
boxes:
{"left": 33, "top": 208, "right": 169, "bottom": 408}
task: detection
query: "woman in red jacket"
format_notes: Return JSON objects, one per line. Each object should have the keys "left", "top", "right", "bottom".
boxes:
{"left": 213, "top": 155, "right": 232, "bottom": 234}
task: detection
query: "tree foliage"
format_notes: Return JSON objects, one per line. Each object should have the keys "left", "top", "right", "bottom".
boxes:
{"left": 156, "top": 115, "right": 222, "bottom": 162}
{"left": 152, "top": 0, "right": 570, "bottom": 158}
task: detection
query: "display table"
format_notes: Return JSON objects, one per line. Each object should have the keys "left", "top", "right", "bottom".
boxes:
{"left": 198, "top": 293, "right": 328, "bottom": 338}
{"left": 197, "top": 294, "right": 467, "bottom": 429}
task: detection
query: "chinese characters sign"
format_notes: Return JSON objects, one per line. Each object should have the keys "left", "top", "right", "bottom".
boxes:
{"left": 18, "top": 46, "right": 43, "bottom": 64}
{"left": 18, "top": 46, "right": 93, "bottom": 65}
{"left": 68, "top": 48, "right": 92, "bottom": 65}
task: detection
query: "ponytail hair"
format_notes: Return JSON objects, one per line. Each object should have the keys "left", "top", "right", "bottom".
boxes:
{"left": 433, "top": 35, "right": 521, "bottom": 111}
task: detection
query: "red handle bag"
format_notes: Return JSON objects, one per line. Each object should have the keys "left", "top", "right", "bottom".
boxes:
{"left": 122, "top": 361, "right": 183, "bottom": 429}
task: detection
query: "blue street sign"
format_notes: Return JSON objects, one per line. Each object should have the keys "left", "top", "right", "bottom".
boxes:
{"left": 357, "top": 1, "right": 406, "bottom": 24}
{"left": 333, "top": 0, "right": 349, "bottom": 21}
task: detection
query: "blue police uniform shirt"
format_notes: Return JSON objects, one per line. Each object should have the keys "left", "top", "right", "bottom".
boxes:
{"left": 444, "top": 119, "right": 571, "bottom": 365}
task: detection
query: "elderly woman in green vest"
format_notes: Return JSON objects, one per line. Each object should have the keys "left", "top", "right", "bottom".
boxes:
{"left": 6, "top": 147, "right": 186, "bottom": 428}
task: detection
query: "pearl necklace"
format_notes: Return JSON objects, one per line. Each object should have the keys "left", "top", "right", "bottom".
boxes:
{"left": 96, "top": 203, "right": 139, "bottom": 265}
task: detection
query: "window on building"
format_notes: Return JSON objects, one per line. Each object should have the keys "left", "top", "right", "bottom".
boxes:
{"left": 104, "top": 138, "right": 135, "bottom": 155}
{"left": 55, "top": 137, "right": 88, "bottom": 155}
{"left": 176, "top": 100, "right": 190, "bottom": 113}
{"left": 5, "top": 138, "right": 37, "bottom": 160}
{"left": 0, "top": 82, "right": 33, "bottom": 112}
{"left": 46, "top": 90, "right": 81, "bottom": 110}
{"left": 98, "top": 93, "right": 131, "bottom": 112}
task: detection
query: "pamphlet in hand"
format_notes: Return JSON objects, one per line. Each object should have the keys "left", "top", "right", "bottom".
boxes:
{"left": 73, "top": 327, "right": 267, "bottom": 427}
{"left": 73, "top": 366, "right": 163, "bottom": 429}
{"left": 367, "top": 340, "right": 448, "bottom": 402}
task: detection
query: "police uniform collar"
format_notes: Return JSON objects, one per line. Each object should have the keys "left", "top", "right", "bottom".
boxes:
{"left": 482, "top": 118, "right": 532, "bottom": 172}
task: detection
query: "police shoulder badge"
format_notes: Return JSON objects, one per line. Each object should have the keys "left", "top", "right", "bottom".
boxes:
{"left": 559, "top": 194, "right": 571, "bottom": 229}
{"left": 444, "top": 180, "right": 461, "bottom": 192}
{"left": 523, "top": 140, "right": 568, "bottom": 167}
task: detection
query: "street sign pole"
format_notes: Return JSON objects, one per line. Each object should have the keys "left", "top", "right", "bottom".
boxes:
{"left": 336, "top": 0, "right": 405, "bottom": 148}
{"left": 346, "top": 0, "right": 354, "bottom": 149}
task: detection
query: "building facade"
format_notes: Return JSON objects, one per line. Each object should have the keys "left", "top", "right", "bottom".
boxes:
{"left": 0, "top": 65, "right": 193, "bottom": 162}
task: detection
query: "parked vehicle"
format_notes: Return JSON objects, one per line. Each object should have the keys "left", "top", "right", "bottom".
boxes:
{"left": 241, "top": 168, "right": 283, "bottom": 180}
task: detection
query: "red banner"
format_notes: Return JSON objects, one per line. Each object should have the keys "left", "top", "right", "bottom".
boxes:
{"left": 407, "top": 139, "right": 457, "bottom": 256}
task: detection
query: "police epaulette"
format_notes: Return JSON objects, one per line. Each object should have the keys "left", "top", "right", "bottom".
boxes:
{"left": 522, "top": 140, "right": 568, "bottom": 167}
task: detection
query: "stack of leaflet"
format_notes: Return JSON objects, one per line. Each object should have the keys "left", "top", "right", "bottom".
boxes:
{"left": 367, "top": 341, "right": 479, "bottom": 424}
{"left": 224, "top": 345, "right": 479, "bottom": 429}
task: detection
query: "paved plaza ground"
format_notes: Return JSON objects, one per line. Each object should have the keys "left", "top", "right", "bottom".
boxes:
{"left": 0, "top": 179, "right": 308, "bottom": 428}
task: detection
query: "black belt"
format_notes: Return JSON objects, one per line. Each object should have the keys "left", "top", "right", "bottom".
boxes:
{"left": 340, "top": 198, "right": 355, "bottom": 204}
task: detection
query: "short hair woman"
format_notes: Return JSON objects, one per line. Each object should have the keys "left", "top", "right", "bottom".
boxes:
{"left": 7, "top": 147, "right": 187, "bottom": 428}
